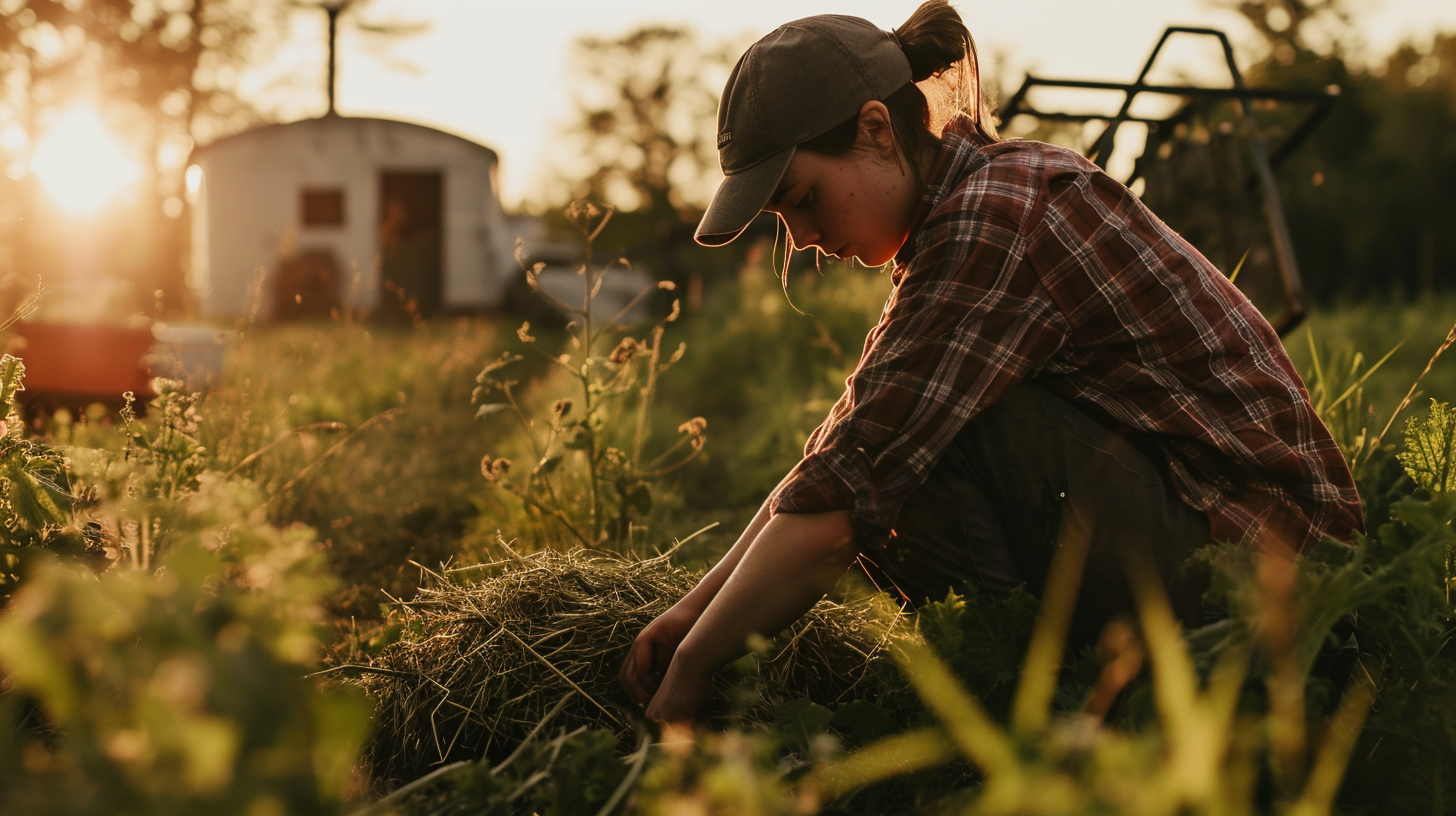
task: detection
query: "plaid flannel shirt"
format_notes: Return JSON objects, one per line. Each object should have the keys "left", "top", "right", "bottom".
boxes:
{"left": 770, "top": 116, "right": 1364, "bottom": 553}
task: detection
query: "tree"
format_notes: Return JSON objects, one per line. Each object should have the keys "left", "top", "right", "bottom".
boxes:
{"left": 1215, "top": 0, "right": 1354, "bottom": 65}
{"left": 88, "top": 0, "right": 292, "bottom": 310}
{"left": 1206, "top": 0, "right": 1456, "bottom": 300}
{"left": 0, "top": 1, "right": 293, "bottom": 312}
{"left": 547, "top": 25, "right": 750, "bottom": 300}
{"left": 563, "top": 26, "right": 736, "bottom": 217}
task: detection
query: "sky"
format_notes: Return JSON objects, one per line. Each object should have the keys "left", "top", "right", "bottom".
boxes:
{"left": 275, "top": 0, "right": 1456, "bottom": 210}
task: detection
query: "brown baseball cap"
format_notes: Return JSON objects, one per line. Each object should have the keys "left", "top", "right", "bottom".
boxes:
{"left": 694, "top": 15, "right": 912, "bottom": 247}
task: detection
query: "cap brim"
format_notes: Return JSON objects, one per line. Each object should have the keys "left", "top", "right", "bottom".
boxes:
{"left": 694, "top": 147, "right": 794, "bottom": 247}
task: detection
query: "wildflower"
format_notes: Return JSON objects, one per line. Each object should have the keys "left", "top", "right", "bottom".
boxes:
{"left": 678, "top": 417, "right": 708, "bottom": 451}
{"left": 480, "top": 455, "right": 512, "bottom": 482}
{"left": 609, "top": 337, "right": 640, "bottom": 366}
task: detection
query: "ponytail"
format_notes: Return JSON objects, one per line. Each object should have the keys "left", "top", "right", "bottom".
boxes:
{"left": 893, "top": 0, "right": 998, "bottom": 142}
{"left": 893, "top": 0, "right": 969, "bottom": 82}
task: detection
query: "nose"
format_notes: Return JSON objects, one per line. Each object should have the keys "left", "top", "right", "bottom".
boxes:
{"left": 778, "top": 213, "right": 821, "bottom": 252}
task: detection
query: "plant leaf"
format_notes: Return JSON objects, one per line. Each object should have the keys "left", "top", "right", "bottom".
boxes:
{"left": 1398, "top": 400, "right": 1456, "bottom": 494}
{"left": 475, "top": 404, "right": 509, "bottom": 420}
{"left": 533, "top": 455, "right": 562, "bottom": 476}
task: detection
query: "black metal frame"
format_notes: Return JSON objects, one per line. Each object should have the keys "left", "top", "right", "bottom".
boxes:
{"left": 999, "top": 27, "right": 1339, "bottom": 334}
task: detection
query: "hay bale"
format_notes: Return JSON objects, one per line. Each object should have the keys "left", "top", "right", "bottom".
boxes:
{"left": 351, "top": 547, "right": 911, "bottom": 786}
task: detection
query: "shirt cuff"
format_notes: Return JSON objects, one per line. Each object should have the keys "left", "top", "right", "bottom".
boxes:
{"left": 769, "top": 446, "right": 892, "bottom": 548}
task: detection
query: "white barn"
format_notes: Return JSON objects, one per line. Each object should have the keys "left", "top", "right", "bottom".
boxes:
{"left": 188, "top": 115, "right": 520, "bottom": 321}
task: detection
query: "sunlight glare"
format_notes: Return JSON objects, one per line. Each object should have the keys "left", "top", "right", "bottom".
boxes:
{"left": 185, "top": 164, "right": 203, "bottom": 203}
{"left": 0, "top": 123, "right": 27, "bottom": 153}
{"left": 30, "top": 107, "right": 142, "bottom": 214}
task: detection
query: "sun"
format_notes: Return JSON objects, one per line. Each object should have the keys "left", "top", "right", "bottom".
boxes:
{"left": 29, "top": 106, "right": 142, "bottom": 215}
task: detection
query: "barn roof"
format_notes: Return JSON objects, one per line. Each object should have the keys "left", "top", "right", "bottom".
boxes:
{"left": 190, "top": 114, "right": 500, "bottom": 163}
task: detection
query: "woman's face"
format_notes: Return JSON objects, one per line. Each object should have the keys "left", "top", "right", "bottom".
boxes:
{"left": 762, "top": 102, "right": 920, "bottom": 268}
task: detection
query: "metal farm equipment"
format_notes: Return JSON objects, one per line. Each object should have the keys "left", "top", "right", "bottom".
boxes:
{"left": 1000, "top": 27, "right": 1339, "bottom": 334}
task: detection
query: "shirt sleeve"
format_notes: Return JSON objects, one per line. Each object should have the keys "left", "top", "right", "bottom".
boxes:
{"left": 770, "top": 162, "right": 1072, "bottom": 547}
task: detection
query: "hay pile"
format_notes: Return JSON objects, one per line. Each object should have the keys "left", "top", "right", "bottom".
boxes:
{"left": 351, "top": 547, "right": 912, "bottom": 786}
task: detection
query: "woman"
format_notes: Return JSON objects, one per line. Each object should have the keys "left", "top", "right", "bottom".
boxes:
{"left": 618, "top": 1, "right": 1363, "bottom": 726}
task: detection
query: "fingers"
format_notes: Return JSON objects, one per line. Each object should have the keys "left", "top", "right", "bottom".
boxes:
{"left": 618, "top": 641, "right": 648, "bottom": 706}
{"left": 642, "top": 664, "right": 712, "bottom": 729}
{"left": 618, "top": 635, "right": 663, "bottom": 708}
{"left": 651, "top": 633, "right": 675, "bottom": 676}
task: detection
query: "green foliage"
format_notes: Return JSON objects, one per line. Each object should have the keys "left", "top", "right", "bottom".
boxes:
{"left": 0, "top": 355, "right": 71, "bottom": 533}
{"left": 476, "top": 201, "right": 705, "bottom": 550}
{"left": 1337, "top": 494, "right": 1456, "bottom": 815}
{"left": 118, "top": 381, "right": 208, "bottom": 505}
{"left": 70, "top": 380, "right": 215, "bottom": 571}
{"left": 1397, "top": 397, "right": 1456, "bottom": 607}
{"left": 0, "top": 473, "right": 371, "bottom": 816}
{"left": 1227, "top": 8, "right": 1456, "bottom": 302}
{"left": 661, "top": 256, "right": 892, "bottom": 555}
{"left": 810, "top": 525, "right": 1426, "bottom": 816}
{"left": 632, "top": 729, "right": 802, "bottom": 816}
{"left": 1398, "top": 399, "right": 1456, "bottom": 494}
{"left": 0, "top": 354, "right": 372, "bottom": 815}
{"left": 196, "top": 319, "right": 509, "bottom": 620}
{"left": 0, "top": 354, "right": 103, "bottom": 602}
{"left": 915, "top": 583, "right": 1095, "bottom": 720}
{"left": 0, "top": 283, "right": 1449, "bottom": 816}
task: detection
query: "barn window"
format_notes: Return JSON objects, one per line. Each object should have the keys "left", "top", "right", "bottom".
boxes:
{"left": 301, "top": 189, "right": 345, "bottom": 227}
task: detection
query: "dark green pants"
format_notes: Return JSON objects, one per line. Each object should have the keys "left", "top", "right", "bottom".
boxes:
{"left": 858, "top": 381, "right": 1210, "bottom": 646}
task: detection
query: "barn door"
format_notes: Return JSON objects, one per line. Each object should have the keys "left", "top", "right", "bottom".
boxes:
{"left": 378, "top": 171, "right": 443, "bottom": 320}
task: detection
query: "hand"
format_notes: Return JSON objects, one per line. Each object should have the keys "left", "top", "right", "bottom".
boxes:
{"left": 644, "top": 658, "right": 715, "bottom": 728}
{"left": 619, "top": 602, "right": 699, "bottom": 708}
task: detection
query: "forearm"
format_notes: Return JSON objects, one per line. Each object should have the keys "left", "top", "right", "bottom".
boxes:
{"left": 675, "top": 501, "right": 770, "bottom": 614}
{"left": 669, "top": 509, "right": 857, "bottom": 679}
{"left": 674, "top": 471, "right": 795, "bottom": 617}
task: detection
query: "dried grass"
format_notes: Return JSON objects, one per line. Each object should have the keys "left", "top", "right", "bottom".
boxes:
{"left": 347, "top": 546, "right": 911, "bottom": 786}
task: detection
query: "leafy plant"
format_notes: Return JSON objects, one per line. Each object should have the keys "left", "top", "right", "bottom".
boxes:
{"left": 475, "top": 200, "right": 705, "bottom": 550}
{"left": 0, "top": 474, "right": 371, "bottom": 816}
{"left": 1336, "top": 491, "right": 1456, "bottom": 815}
{"left": 806, "top": 523, "right": 1389, "bottom": 816}
{"left": 196, "top": 319, "right": 510, "bottom": 622}
{"left": 0, "top": 355, "right": 73, "bottom": 536}
{"left": 96, "top": 381, "right": 211, "bottom": 570}
{"left": 1398, "top": 399, "right": 1456, "bottom": 603}
{"left": 1398, "top": 399, "right": 1456, "bottom": 495}
{"left": 0, "top": 358, "right": 372, "bottom": 815}
{"left": 0, "top": 355, "right": 105, "bottom": 602}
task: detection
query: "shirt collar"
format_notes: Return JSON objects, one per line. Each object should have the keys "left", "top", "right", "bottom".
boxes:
{"left": 892, "top": 115, "right": 996, "bottom": 283}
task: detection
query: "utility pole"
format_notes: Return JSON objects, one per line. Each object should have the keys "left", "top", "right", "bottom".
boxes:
{"left": 324, "top": 1, "right": 346, "bottom": 116}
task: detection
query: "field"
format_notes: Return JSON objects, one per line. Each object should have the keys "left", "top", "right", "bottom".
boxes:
{"left": 0, "top": 249, "right": 1453, "bottom": 816}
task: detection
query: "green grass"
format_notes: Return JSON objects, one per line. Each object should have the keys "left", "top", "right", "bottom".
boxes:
{"left": 196, "top": 318, "right": 525, "bottom": 621}
{"left": 2, "top": 274, "right": 1452, "bottom": 816}
{"left": 1285, "top": 295, "right": 1456, "bottom": 425}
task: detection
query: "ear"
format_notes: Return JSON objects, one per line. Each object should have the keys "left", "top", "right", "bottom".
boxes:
{"left": 855, "top": 100, "right": 897, "bottom": 159}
